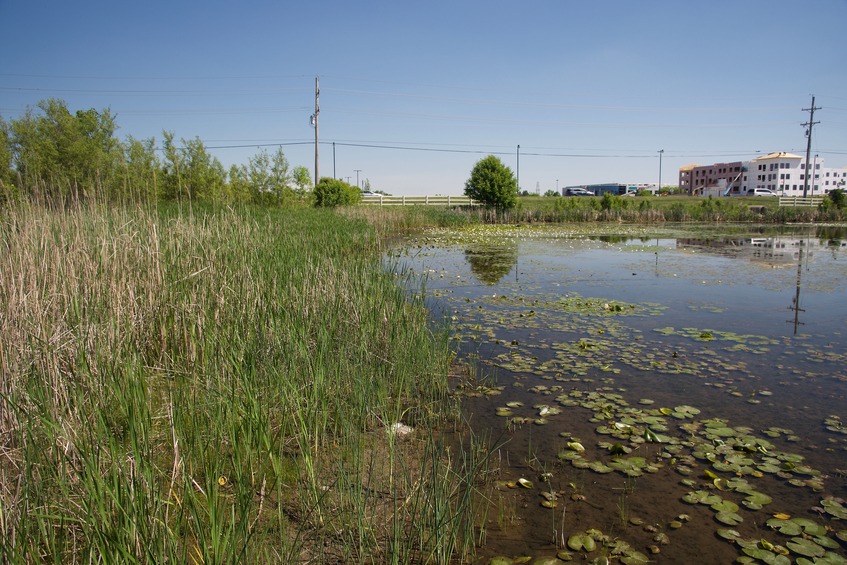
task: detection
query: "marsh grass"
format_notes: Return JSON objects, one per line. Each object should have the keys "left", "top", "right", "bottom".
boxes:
{"left": 344, "top": 195, "right": 844, "bottom": 225}
{"left": 0, "top": 201, "right": 488, "bottom": 563}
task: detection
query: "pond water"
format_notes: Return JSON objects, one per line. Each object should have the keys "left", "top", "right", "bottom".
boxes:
{"left": 389, "top": 224, "right": 847, "bottom": 564}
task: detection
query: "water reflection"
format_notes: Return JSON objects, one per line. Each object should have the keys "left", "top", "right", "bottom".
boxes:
{"left": 464, "top": 240, "right": 518, "bottom": 285}
{"left": 390, "top": 224, "right": 847, "bottom": 563}
{"left": 788, "top": 245, "right": 806, "bottom": 334}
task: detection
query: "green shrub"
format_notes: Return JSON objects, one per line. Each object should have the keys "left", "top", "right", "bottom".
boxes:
{"left": 313, "top": 177, "right": 360, "bottom": 207}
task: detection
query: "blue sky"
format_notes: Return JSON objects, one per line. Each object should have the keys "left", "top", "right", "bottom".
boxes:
{"left": 2, "top": 0, "right": 846, "bottom": 195}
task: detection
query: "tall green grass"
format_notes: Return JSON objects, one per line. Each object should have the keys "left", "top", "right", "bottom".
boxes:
{"left": 350, "top": 195, "right": 844, "bottom": 224}
{"left": 0, "top": 202, "right": 487, "bottom": 563}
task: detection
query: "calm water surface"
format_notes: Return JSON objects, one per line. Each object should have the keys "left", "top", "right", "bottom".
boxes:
{"left": 390, "top": 224, "right": 847, "bottom": 564}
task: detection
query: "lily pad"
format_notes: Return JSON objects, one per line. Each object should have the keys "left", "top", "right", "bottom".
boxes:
{"left": 767, "top": 518, "right": 803, "bottom": 536}
{"left": 786, "top": 537, "right": 825, "bottom": 558}
{"left": 711, "top": 499, "right": 740, "bottom": 513}
{"left": 717, "top": 528, "right": 741, "bottom": 541}
{"left": 567, "top": 533, "right": 596, "bottom": 553}
{"left": 715, "top": 511, "right": 744, "bottom": 526}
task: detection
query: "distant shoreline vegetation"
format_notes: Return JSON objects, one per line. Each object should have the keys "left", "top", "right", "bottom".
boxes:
{"left": 1, "top": 98, "right": 844, "bottom": 223}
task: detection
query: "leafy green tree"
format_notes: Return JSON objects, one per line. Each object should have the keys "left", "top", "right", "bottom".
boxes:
{"left": 826, "top": 188, "right": 845, "bottom": 210}
{"left": 246, "top": 147, "right": 293, "bottom": 204}
{"left": 160, "top": 134, "right": 226, "bottom": 202}
{"left": 464, "top": 155, "right": 518, "bottom": 210}
{"left": 0, "top": 117, "right": 13, "bottom": 185}
{"left": 543, "top": 189, "right": 559, "bottom": 197}
{"left": 0, "top": 116, "right": 19, "bottom": 205}
{"left": 291, "top": 165, "right": 312, "bottom": 195}
{"left": 117, "top": 136, "right": 159, "bottom": 201}
{"left": 160, "top": 131, "right": 184, "bottom": 200}
{"left": 181, "top": 137, "right": 226, "bottom": 202}
{"left": 228, "top": 164, "right": 251, "bottom": 203}
{"left": 313, "top": 177, "right": 360, "bottom": 207}
{"left": 9, "top": 98, "right": 118, "bottom": 198}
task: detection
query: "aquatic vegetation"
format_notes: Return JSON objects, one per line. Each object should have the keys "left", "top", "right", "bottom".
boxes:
{"left": 393, "top": 223, "right": 847, "bottom": 563}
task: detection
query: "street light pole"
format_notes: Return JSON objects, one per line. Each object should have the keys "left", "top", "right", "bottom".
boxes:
{"left": 658, "top": 149, "right": 664, "bottom": 194}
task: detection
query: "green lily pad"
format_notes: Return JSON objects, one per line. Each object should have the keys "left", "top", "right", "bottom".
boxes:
{"left": 715, "top": 511, "right": 744, "bottom": 526}
{"left": 589, "top": 461, "right": 614, "bottom": 474}
{"left": 567, "top": 533, "right": 596, "bottom": 552}
{"left": 786, "top": 537, "right": 826, "bottom": 558}
{"left": 711, "top": 499, "right": 740, "bottom": 513}
{"left": 717, "top": 528, "right": 741, "bottom": 541}
{"left": 744, "top": 491, "right": 773, "bottom": 507}
{"left": 791, "top": 518, "right": 828, "bottom": 537}
{"left": 814, "top": 536, "right": 841, "bottom": 550}
{"left": 742, "top": 547, "right": 791, "bottom": 565}
{"left": 620, "top": 552, "right": 650, "bottom": 565}
{"left": 822, "top": 499, "right": 847, "bottom": 520}
{"left": 767, "top": 518, "right": 802, "bottom": 536}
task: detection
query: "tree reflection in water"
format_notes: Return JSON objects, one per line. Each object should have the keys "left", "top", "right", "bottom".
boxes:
{"left": 464, "top": 241, "right": 518, "bottom": 285}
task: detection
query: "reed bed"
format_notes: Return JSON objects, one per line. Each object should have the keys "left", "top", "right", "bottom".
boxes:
{"left": 0, "top": 202, "right": 487, "bottom": 564}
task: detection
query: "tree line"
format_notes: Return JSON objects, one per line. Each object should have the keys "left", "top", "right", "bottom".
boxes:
{"left": 0, "top": 98, "right": 315, "bottom": 205}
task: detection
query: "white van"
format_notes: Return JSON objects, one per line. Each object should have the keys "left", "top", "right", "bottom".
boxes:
{"left": 747, "top": 188, "right": 776, "bottom": 197}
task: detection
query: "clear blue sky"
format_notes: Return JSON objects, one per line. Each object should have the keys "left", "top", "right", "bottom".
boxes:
{"left": 2, "top": 0, "right": 846, "bottom": 195}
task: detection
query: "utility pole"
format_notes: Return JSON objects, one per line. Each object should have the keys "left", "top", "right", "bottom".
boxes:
{"left": 802, "top": 95, "right": 820, "bottom": 198}
{"left": 516, "top": 144, "right": 520, "bottom": 193}
{"left": 354, "top": 169, "right": 362, "bottom": 189}
{"left": 333, "top": 142, "right": 336, "bottom": 179}
{"left": 312, "top": 76, "right": 320, "bottom": 186}
{"left": 658, "top": 149, "right": 664, "bottom": 194}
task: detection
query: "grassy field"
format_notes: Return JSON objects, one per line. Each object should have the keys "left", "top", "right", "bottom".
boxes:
{"left": 0, "top": 202, "right": 490, "bottom": 564}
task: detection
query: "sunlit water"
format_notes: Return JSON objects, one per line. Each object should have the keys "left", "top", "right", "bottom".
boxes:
{"left": 389, "top": 224, "right": 847, "bottom": 564}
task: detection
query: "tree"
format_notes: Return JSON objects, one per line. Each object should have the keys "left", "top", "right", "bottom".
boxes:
{"left": 227, "top": 164, "right": 251, "bottom": 203}
{"left": 826, "top": 188, "right": 845, "bottom": 210}
{"left": 9, "top": 98, "right": 119, "bottom": 198}
{"left": 543, "top": 189, "right": 560, "bottom": 197}
{"left": 291, "top": 165, "right": 312, "bottom": 195}
{"left": 0, "top": 117, "right": 13, "bottom": 186}
{"left": 246, "top": 147, "right": 293, "bottom": 204}
{"left": 181, "top": 137, "right": 226, "bottom": 202}
{"left": 313, "top": 177, "right": 360, "bottom": 207}
{"left": 464, "top": 155, "right": 518, "bottom": 210}
{"left": 160, "top": 131, "right": 183, "bottom": 200}
{"left": 160, "top": 134, "right": 227, "bottom": 202}
{"left": 117, "top": 136, "right": 159, "bottom": 202}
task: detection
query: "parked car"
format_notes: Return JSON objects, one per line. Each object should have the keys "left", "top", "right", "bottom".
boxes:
{"left": 747, "top": 188, "right": 777, "bottom": 197}
{"left": 564, "top": 188, "right": 594, "bottom": 196}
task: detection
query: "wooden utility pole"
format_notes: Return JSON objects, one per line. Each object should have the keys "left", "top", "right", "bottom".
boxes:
{"left": 313, "top": 76, "right": 320, "bottom": 186}
{"left": 802, "top": 95, "right": 820, "bottom": 198}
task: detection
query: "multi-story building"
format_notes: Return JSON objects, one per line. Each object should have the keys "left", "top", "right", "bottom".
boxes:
{"left": 679, "top": 161, "right": 745, "bottom": 195}
{"left": 679, "top": 152, "right": 847, "bottom": 196}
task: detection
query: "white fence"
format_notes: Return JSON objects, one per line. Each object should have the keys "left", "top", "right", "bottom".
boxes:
{"left": 779, "top": 196, "right": 824, "bottom": 207}
{"left": 360, "top": 195, "right": 479, "bottom": 207}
